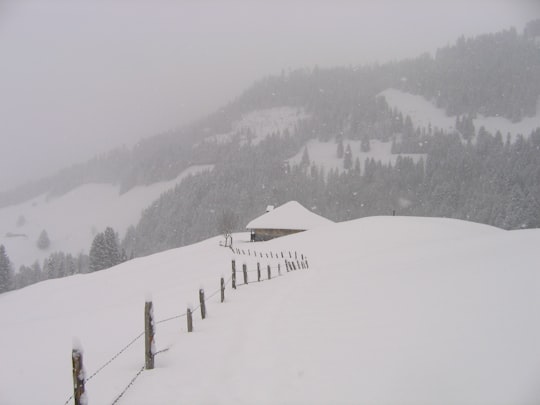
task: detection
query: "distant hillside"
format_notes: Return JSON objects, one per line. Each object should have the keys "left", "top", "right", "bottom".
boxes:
{"left": 2, "top": 22, "right": 540, "bottom": 266}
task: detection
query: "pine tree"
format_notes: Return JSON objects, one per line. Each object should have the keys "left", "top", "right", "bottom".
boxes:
{"left": 36, "top": 229, "right": 50, "bottom": 250}
{"left": 300, "top": 147, "right": 310, "bottom": 168}
{"left": 103, "top": 227, "right": 121, "bottom": 268}
{"left": 89, "top": 233, "right": 107, "bottom": 272}
{"left": 0, "top": 245, "right": 13, "bottom": 293}
{"left": 336, "top": 137, "right": 344, "bottom": 158}
{"left": 89, "top": 227, "right": 121, "bottom": 272}
{"left": 344, "top": 144, "right": 353, "bottom": 170}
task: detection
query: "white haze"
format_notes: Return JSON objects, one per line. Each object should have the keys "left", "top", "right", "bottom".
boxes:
{"left": 0, "top": 0, "right": 538, "bottom": 191}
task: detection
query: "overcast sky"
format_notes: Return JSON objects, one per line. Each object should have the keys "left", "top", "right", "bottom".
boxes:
{"left": 0, "top": 0, "right": 538, "bottom": 191}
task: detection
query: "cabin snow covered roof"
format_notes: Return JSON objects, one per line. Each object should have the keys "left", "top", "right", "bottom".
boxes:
{"left": 246, "top": 201, "right": 333, "bottom": 231}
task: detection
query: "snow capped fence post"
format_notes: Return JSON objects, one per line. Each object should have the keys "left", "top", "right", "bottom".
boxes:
{"left": 144, "top": 300, "right": 155, "bottom": 370}
{"left": 71, "top": 344, "right": 86, "bottom": 405}
{"left": 231, "top": 260, "right": 236, "bottom": 290}
{"left": 187, "top": 308, "right": 193, "bottom": 332}
{"left": 267, "top": 264, "right": 271, "bottom": 280}
{"left": 220, "top": 277, "right": 225, "bottom": 303}
{"left": 199, "top": 289, "right": 206, "bottom": 319}
{"left": 257, "top": 262, "right": 261, "bottom": 282}
{"left": 243, "top": 264, "right": 248, "bottom": 285}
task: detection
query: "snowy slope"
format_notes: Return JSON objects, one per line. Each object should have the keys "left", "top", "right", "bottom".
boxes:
{"left": 380, "top": 88, "right": 540, "bottom": 139}
{"left": 206, "top": 107, "right": 308, "bottom": 145}
{"left": 288, "top": 139, "right": 424, "bottom": 174}
{"left": 0, "top": 165, "right": 213, "bottom": 267}
{"left": 2, "top": 216, "right": 540, "bottom": 404}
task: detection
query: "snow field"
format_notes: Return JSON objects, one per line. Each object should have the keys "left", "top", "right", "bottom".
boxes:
{"left": 380, "top": 88, "right": 540, "bottom": 140}
{"left": 288, "top": 138, "right": 425, "bottom": 175}
{"left": 1, "top": 216, "right": 540, "bottom": 404}
{"left": 205, "top": 107, "right": 308, "bottom": 145}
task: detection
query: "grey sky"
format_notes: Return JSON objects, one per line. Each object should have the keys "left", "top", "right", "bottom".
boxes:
{"left": 0, "top": 0, "right": 538, "bottom": 192}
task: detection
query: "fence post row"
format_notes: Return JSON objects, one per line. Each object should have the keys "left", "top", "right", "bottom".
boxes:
{"left": 199, "top": 289, "right": 206, "bottom": 320}
{"left": 144, "top": 301, "right": 155, "bottom": 370}
{"left": 72, "top": 347, "right": 86, "bottom": 405}
{"left": 68, "top": 250, "right": 312, "bottom": 402}
{"left": 232, "top": 260, "right": 236, "bottom": 289}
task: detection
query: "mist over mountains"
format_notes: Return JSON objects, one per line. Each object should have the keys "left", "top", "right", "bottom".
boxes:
{"left": 1, "top": 22, "right": 540, "bottom": 276}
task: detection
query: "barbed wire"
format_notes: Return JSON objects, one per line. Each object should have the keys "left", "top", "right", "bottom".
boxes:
{"left": 62, "top": 393, "right": 73, "bottom": 405}
{"left": 110, "top": 365, "right": 145, "bottom": 405}
{"left": 85, "top": 331, "right": 145, "bottom": 384}
{"left": 155, "top": 312, "right": 187, "bottom": 325}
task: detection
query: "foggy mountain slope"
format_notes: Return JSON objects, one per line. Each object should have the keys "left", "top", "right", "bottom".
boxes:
{"left": 0, "top": 165, "right": 212, "bottom": 268}
{"left": 2, "top": 216, "right": 540, "bottom": 404}
{"left": 3, "top": 22, "right": 539, "bottom": 208}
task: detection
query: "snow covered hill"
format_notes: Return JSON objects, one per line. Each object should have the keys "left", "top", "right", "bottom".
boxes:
{"left": 2, "top": 216, "right": 540, "bottom": 404}
{"left": 380, "top": 88, "right": 540, "bottom": 139}
{"left": 0, "top": 165, "right": 213, "bottom": 268}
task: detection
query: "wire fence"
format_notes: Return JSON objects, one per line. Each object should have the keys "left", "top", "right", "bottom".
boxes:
{"left": 64, "top": 250, "right": 307, "bottom": 405}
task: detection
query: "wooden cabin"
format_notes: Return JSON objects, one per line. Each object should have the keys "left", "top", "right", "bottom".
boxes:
{"left": 246, "top": 201, "right": 333, "bottom": 242}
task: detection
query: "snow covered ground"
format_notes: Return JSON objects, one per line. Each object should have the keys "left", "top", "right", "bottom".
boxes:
{"left": 288, "top": 139, "right": 424, "bottom": 174}
{"left": 206, "top": 107, "right": 308, "bottom": 145}
{"left": 0, "top": 165, "right": 213, "bottom": 268}
{"left": 2, "top": 216, "right": 540, "bottom": 404}
{"left": 380, "top": 88, "right": 540, "bottom": 140}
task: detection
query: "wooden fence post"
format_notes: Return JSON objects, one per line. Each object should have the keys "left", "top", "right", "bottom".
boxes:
{"left": 72, "top": 345, "right": 86, "bottom": 405}
{"left": 187, "top": 308, "right": 193, "bottom": 332}
{"left": 267, "top": 264, "right": 271, "bottom": 280}
{"left": 278, "top": 263, "right": 281, "bottom": 276}
{"left": 220, "top": 277, "right": 225, "bottom": 303}
{"left": 144, "top": 301, "right": 155, "bottom": 370}
{"left": 232, "top": 260, "right": 236, "bottom": 289}
{"left": 295, "top": 251, "right": 298, "bottom": 259}
{"left": 257, "top": 262, "right": 261, "bottom": 282}
{"left": 199, "top": 289, "right": 206, "bottom": 319}
{"left": 243, "top": 264, "right": 248, "bottom": 285}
